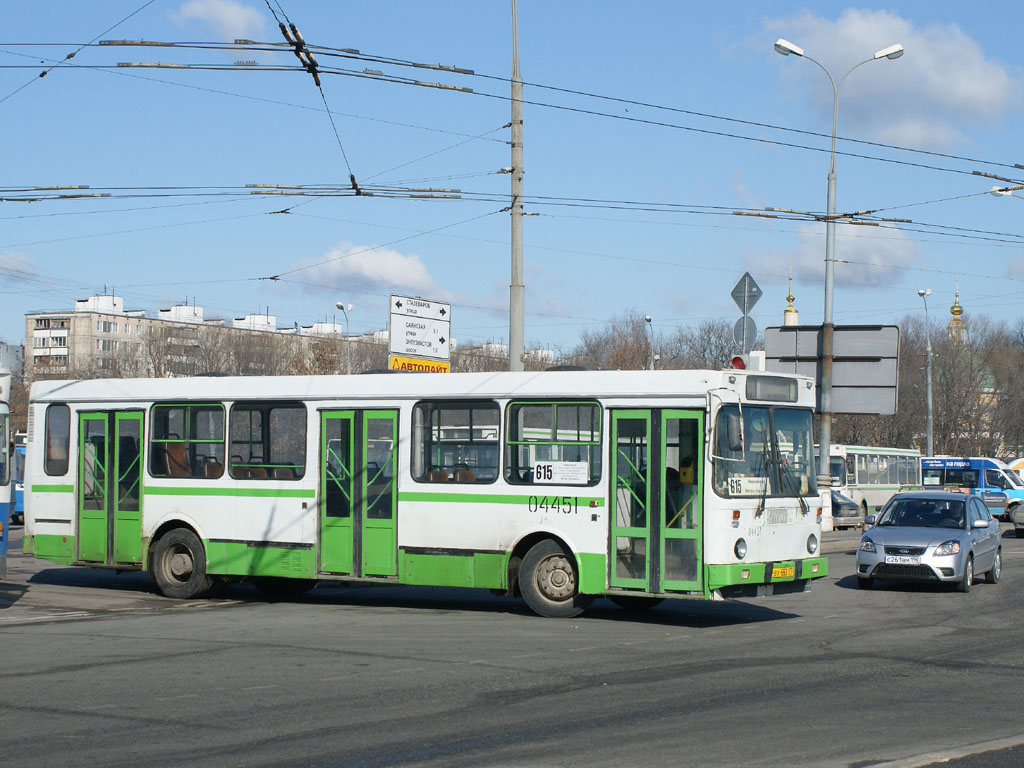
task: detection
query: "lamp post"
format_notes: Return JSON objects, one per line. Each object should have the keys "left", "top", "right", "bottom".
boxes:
{"left": 644, "top": 315, "right": 654, "bottom": 370}
{"left": 918, "top": 289, "right": 934, "bottom": 457}
{"left": 774, "top": 37, "right": 904, "bottom": 482}
{"left": 335, "top": 301, "right": 352, "bottom": 375}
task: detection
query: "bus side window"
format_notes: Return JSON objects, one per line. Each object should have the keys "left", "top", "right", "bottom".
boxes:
{"left": 44, "top": 403, "right": 71, "bottom": 476}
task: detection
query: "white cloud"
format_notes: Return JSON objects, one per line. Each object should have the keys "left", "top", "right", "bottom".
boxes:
{"left": 764, "top": 9, "right": 1019, "bottom": 149}
{"left": 749, "top": 222, "right": 922, "bottom": 289}
{"left": 289, "top": 241, "right": 448, "bottom": 298}
{"left": 172, "top": 0, "right": 266, "bottom": 40}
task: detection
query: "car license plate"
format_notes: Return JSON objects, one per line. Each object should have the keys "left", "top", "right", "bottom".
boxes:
{"left": 771, "top": 566, "right": 795, "bottom": 578}
{"left": 884, "top": 555, "right": 921, "bottom": 565}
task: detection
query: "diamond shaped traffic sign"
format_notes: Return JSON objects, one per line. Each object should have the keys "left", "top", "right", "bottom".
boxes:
{"left": 731, "top": 272, "right": 762, "bottom": 315}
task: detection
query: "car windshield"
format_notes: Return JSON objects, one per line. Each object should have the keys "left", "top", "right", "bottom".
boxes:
{"left": 876, "top": 497, "right": 966, "bottom": 529}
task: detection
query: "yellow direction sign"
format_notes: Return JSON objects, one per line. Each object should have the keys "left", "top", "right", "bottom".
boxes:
{"left": 389, "top": 355, "right": 450, "bottom": 373}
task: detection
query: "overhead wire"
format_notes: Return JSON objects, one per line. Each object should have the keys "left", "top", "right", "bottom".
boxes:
{"left": 0, "top": 0, "right": 158, "bottom": 106}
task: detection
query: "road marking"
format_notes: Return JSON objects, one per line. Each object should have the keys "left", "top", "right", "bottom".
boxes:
{"left": 864, "top": 732, "right": 1024, "bottom": 767}
{"left": 0, "top": 611, "right": 91, "bottom": 624}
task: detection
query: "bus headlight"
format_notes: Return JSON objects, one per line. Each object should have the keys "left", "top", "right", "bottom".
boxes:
{"left": 734, "top": 538, "right": 747, "bottom": 559}
{"left": 807, "top": 534, "right": 818, "bottom": 554}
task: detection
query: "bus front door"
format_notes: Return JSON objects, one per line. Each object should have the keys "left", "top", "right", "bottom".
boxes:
{"left": 319, "top": 410, "right": 398, "bottom": 578}
{"left": 609, "top": 409, "right": 703, "bottom": 594}
{"left": 76, "top": 411, "right": 144, "bottom": 565}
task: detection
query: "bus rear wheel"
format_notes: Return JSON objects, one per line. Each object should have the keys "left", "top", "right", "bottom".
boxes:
{"left": 152, "top": 528, "right": 214, "bottom": 599}
{"left": 519, "top": 539, "right": 593, "bottom": 618}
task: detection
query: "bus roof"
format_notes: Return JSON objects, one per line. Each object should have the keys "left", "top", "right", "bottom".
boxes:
{"left": 29, "top": 368, "right": 816, "bottom": 407}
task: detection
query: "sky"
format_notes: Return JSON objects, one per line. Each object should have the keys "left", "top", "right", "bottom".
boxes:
{"left": 1, "top": 1, "right": 1023, "bottom": 355}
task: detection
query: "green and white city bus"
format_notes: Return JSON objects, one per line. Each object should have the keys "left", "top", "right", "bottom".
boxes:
{"left": 22, "top": 368, "right": 827, "bottom": 617}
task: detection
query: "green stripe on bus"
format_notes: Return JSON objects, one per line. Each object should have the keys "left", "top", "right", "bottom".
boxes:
{"left": 32, "top": 484, "right": 74, "bottom": 494}
{"left": 398, "top": 490, "right": 605, "bottom": 506}
{"left": 144, "top": 486, "right": 316, "bottom": 499}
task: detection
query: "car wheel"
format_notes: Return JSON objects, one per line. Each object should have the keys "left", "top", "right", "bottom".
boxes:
{"left": 985, "top": 549, "right": 1001, "bottom": 584}
{"left": 957, "top": 555, "right": 973, "bottom": 594}
{"left": 519, "top": 539, "right": 593, "bottom": 618}
{"left": 857, "top": 576, "right": 873, "bottom": 590}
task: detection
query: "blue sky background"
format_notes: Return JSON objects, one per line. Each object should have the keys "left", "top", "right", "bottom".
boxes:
{"left": 1, "top": 1, "right": 1022, "bottom": 353}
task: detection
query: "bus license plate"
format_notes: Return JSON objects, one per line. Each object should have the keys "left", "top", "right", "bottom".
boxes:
{"left": 884, "top": 555, "right": 921, "bottom": 565}
{"left": 771, "top": 566, "right": 794, "bottom": 579}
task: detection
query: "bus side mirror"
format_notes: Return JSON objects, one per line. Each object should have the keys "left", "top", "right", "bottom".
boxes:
{"left": 727, "top": 413, "right": 743, "bottom": 452}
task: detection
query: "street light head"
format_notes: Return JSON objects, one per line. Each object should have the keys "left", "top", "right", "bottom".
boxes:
{"left": 991, "top": 185, "right": 1013, "bottom": 197}
{"left": 918, "top": 289, "right": 931, "bottom": 297}
{"left": 774, "top": 38, "right": 804, "bottom": 57}
{"left": 335, "top": 301, "right": 344, "bottom": 310}
{"left": 874, "top": 43, "right": 904, "bottom": 60}
{"left": 644, "top": 315, "right": 652, "bottom": 323}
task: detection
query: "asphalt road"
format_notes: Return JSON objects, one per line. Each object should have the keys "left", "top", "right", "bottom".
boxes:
{"left": 3, "top": 524, "right": 1024, "bottom": 768}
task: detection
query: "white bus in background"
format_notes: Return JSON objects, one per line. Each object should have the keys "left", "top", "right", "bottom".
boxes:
{"left": 823, "top": 444, "right": 923, "bottom": 515}
{"left": 22, "top": 368, "right": 828, "bottom": 618}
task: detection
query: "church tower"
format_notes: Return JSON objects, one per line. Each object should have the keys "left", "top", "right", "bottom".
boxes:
{"left": 783, "top": 265, "right": 799, "bottom": 327}
{"left": 948, "top": 277, "right": 966, "bottom": 340}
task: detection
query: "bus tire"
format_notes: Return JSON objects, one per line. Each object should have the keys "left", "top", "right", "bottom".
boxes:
{"left": 151, "top": 528, "right": 214, "bottom": 599}
{"left": 519, "top": 539, "right": 592, "bottom": 618}
{"left": 609, "top": 595, "right": 664, "bottom": 611}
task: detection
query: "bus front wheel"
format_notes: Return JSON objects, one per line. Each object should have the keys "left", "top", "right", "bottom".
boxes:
{"left": 519, "top": 539, "right": 593, "bottom": 618}
{"left": 152, "top": 528, "right": 214, "bottom": 599}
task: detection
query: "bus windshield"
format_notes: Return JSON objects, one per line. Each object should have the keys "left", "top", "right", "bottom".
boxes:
{"left": 829, "top": 456, "right": 846, "bottom": 486}
{"left": 713, "top": 406, "right": 816, "bottom": 498}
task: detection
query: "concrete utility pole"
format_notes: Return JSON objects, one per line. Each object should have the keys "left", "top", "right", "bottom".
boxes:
{"left": 508, "top": 0, "right": 525, "bottom": 372}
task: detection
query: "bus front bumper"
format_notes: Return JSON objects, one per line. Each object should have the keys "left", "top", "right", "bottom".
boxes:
{"left": 708, "top": 556, "right": 828, "bottom": 599}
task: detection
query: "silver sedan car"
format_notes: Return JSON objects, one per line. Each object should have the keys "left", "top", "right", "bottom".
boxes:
{"left": 856, "top": 491, "right": 1001, "bottom": 592}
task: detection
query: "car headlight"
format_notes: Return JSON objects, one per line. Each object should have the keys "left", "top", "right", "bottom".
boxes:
{"left": 807, "top": 534, "right": 818, "bottom": 554}
{"left": 859, "top": 538, "right": 876, "bottom": 553}
{"left": 734, "top": 538, "right": 747, "bottom": 559}
{"left": 934, "top": 540, "right": 961, "bottom": 556}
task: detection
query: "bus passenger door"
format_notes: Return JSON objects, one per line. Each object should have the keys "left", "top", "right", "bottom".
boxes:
{"left": 77, "top": 413, "right": 109, "bottom": 563}
{"left": 659, "top": 410, "right": 703, "bottom": 592}
{"left": 319, "top": 409, "right": 398, "bottom": 578}
{"left": 361, "top": 411, "right": 397, "bottom": 577}
{"left": 609, "top": 411, "right": 651, "bottom": 589}
{"left": 77, "top": 411, "right": 145, "bottom": 566}
{"left": 320, "top": 411, "right": 355, "bottom": 574}
{"left": 609, "top": 409, "right": 703, "bottom": 594}
{"left": 113, "top": 412, "right": 144, "bottom": 564}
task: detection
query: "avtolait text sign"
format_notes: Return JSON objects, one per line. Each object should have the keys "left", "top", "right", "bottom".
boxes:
{"left": 389, "top": 355, "right": 450, "bottom": 373}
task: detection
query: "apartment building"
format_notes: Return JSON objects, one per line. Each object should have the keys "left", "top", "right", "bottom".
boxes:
{"left": 23, "top": 294, "right": 366, "bottom": 381}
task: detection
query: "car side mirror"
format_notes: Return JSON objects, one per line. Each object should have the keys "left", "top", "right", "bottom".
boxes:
{"left": 726, "top": 412, "right": 743, "bottom": 452}
{"left": 864, "top": 514, "right": 876, "bottom": 528}
{"left": 973, "top": 518, "right": 990, "bottom": 528}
